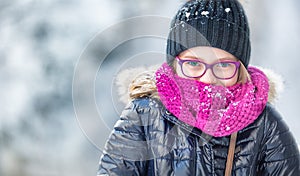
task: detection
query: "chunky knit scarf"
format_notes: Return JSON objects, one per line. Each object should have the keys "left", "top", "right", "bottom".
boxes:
{"left": 155, "top": 63, "right": 269, "bottom": 137}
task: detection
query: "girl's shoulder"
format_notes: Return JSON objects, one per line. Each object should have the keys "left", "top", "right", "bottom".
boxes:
{"left": 262, "top": 103, "right": 289, "bottom": 132}
{"left": 115, "top": 65, "right": 160, "bottom": 105}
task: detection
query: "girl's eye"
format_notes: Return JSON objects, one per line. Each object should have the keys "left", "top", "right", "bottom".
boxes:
{"left": 216, "top": 62, "right": 230, "bottom": 67}
{"left": 186, "top": 61, "right": 200, "bottom": 66}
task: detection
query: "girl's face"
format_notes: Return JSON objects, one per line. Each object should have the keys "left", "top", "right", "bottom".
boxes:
{"left": 175, "top": 46, "right": 240, "bottom": 87}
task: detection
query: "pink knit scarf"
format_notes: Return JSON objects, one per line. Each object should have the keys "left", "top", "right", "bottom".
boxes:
{"left": 155, "top": 63, "right": 269, "bottom": 137}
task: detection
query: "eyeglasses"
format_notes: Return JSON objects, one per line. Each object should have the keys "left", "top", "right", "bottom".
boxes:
{"left": 176, "top": 57, "right": 240, "bottom": 80}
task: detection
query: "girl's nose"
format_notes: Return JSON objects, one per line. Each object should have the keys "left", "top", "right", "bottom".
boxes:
{"left": 196, "top": 69, "right": 218, "bottom": 85}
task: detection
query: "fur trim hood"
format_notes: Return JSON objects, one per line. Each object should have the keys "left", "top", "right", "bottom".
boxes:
{"left": 115, "top": 65, "right": 284, "bottom": 105}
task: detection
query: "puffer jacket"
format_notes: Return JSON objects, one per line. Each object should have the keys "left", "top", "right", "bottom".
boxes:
{"left": 97, "top": 67, "right": 300, "bottom": 176}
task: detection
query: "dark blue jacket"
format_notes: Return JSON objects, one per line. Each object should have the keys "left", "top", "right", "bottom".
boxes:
{"left": 97, "top": 97, "right": 300, "bottom": 176}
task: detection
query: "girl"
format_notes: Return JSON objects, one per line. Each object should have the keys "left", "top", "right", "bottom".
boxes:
{"left": 98, "top": 0, "right": 300, "bottom": 175}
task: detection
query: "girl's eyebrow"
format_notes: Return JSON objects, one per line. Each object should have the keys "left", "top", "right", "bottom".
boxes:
{"left": 180, "top": 56, "right": 203, "bottom": 60}
{"left": 218, "top": 57, "right": 237, "bottom": 61}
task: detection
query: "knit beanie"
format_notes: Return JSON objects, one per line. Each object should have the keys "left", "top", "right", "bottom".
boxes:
{"left": 166, "top": 0, "right": 251, "bottom": 67}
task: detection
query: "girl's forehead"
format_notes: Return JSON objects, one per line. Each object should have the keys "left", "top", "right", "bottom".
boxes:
{"left": 179, "top": 46, "right": 238, "bottom": 61}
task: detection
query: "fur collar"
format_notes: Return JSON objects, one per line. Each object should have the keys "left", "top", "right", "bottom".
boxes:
{"left": 115, "top": 64, "right": 284, "bottom": 105}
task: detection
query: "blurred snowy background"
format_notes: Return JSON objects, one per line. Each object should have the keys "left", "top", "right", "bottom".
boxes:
{"left": 1, "top": 0, "right": 299, "bottom": 175}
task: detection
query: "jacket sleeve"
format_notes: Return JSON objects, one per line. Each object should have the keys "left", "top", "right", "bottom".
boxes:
{"left": 97, "top": 99, "right": 153, "bottom": 176}
{"left": 257, "top": 105, "right": 300, "bottom": 176}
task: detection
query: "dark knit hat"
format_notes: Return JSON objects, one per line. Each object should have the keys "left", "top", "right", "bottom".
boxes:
{"left": 166, "top": 0, "right": 251, "bottom": 67}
